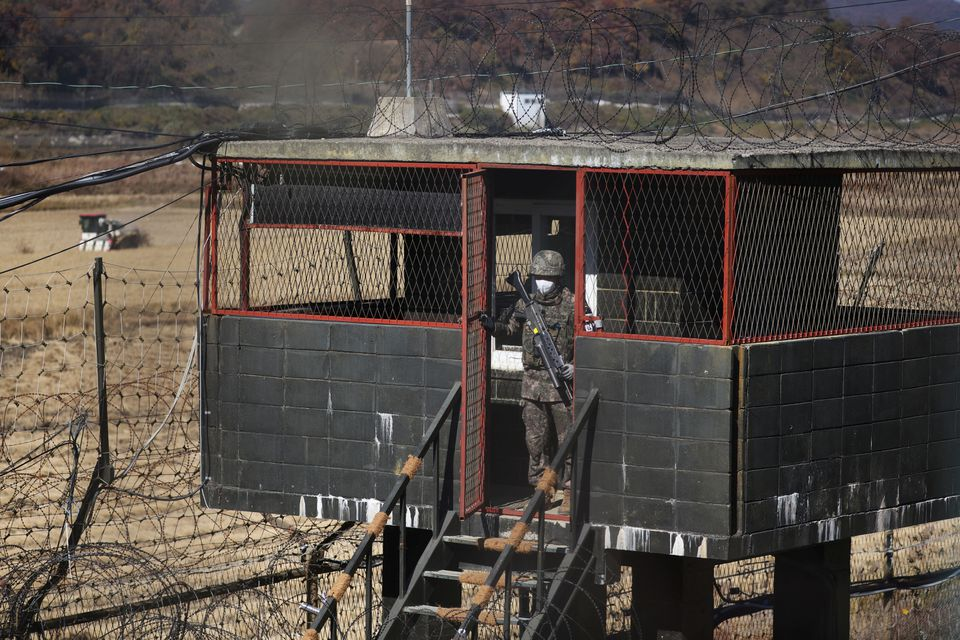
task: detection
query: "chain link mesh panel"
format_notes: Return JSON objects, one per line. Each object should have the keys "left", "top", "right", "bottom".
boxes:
{"left": 460, "top": 172, "right": 489, "bottom": 517}
{"left": 581, "top": 170, "right": 727, "bottom": 340}
{"left": 213, "top": 161, "right": 471, "bottom": 325}
{"left": 733, "top": 170, "right": 960, "bottom": 343}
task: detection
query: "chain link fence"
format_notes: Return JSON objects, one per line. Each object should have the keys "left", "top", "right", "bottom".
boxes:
{"left": 211, "top": 161, "right": 469, "bottom": 325}
{"left": 732, "top": 170, "right": 960, "bottom": 343}
{"left": 581, "top": 170, "right": 727, "bottom": 341}
{"left": 0, "top": 262, "right": 378, "bottom": 640}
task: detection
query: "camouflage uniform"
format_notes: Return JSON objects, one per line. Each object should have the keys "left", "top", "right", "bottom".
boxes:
{"left": 495, "top": 285, "right": 576, "bottom": 485}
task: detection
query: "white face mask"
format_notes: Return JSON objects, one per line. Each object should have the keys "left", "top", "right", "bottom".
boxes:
{"left": 534, "top": 278, "right": 556, "bottom": 295}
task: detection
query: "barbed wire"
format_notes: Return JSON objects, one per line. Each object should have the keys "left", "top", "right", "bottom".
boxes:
{"left": 1, "top": 259, "right": 959, "bottom": 638}
{"left": 0, "top": 264, "right": 378, "bottom": 639}
{"left": 7, "top": 5, "right": 960, "bottom": 150}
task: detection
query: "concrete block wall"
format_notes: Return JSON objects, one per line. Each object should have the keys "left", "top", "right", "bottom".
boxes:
{"left": 202, "top": 314, "right": 960, "bottom": 561}
{"left": 203, "top": 314, "right": 460, "bottom": 525}
{"left": 573, "top": 336, "right": 737, "bottom": 538}
{"left": 738, "top": 325, "right": 960, "bottom": 552}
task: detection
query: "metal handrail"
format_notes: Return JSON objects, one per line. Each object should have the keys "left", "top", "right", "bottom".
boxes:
{"left": 455, "top": 388, "right": 601, "bottom": 636}
{"left": 302, "top": 382, "right": 462, "bottom": 637}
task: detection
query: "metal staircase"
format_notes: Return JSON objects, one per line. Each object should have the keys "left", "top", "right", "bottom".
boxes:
{"left": 380, "top": 519, "right": 601, "bottom": 639}
{"left": 301, "top": 386, "right": 602, "bottom": 640}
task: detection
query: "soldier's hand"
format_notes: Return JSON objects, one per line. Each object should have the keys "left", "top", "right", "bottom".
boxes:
{"left": 478, "top": 311, "right": 495, "bottom": 332}
{"left": 560, "top": 363, "right": 574, "bottom": 381}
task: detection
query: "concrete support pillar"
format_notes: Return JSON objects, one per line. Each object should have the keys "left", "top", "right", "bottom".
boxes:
{"left": 366, "top": 96, "right": 453, "bottom": 137}
{"left": 629, "top": 552, "right": 715, "bottom": 640}
{"left": 773, "top": 539, "right": 851, "bottom": 640}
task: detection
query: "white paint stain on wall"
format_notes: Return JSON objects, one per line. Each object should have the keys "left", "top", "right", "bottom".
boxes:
{"left": 697, "top": 537, "right": 709, "bottom": 558}
{"left": 405, "top": 505, "right": 420, "bottom": 528}
{"left": 315, "top": 494, "right": 384, "bottom": 522}
{"left": 817, "top": 517, "right": 839, "bottom": 542}
{"left": 309, "top": 494, "right": 427, "bottom": 529}
{"left": 374, "top": 413, "right": 394, "bottom": 462}
{"left": 621, "top": 450, "right": 627, "bottom": 491}
{"left": 670, "top": 534, "right": 685, "bottom": 556}
{"left": 777, "top": 493, "right": 799, "bottom": 526}
{"left": 616, "top": 525, "right": 651, "bottom": 552}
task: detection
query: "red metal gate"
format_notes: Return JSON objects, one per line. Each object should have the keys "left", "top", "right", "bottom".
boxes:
{"left": 460, "top": 170, "right": 490, "bottom": 517}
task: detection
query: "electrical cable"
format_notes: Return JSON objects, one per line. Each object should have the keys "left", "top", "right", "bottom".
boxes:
{"left": 0, "top": 113, "right": 187, "bottom": 138}
{"left": 0, "top": 137, "right": 196, "bottom": 168}
{"left": 0, "top": 132, "right": 228, "bottom": 216}
{"left": 114, "top": 332, "right": 197, "bottom": 480}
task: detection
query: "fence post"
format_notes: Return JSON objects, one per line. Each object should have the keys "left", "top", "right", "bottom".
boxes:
{"left": 12, "top": 258, "right": 115, "bottom": 639}
{"left": 92, "top": 257, "right": 113, "bottom": 484}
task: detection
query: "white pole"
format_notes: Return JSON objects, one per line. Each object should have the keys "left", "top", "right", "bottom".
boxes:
{"left": 405, "top": 0, "right": 412, "bottom": 98}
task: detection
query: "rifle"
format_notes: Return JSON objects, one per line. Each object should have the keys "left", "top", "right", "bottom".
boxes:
{"left": 506, "top": 270, "right": 572, "bottom": 406}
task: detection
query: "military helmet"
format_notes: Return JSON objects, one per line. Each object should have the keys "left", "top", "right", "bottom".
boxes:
{"left": 530, "top": 249, "right": 565, "bottom": 277}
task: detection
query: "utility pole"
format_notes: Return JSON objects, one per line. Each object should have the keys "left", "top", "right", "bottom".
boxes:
{"left": 405, "top": 0, "right": 413, "bottom": 98}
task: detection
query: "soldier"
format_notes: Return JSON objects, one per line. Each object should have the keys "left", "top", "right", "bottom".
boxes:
{"left": 480, "top": 249, "right": 577, "bottom": 490}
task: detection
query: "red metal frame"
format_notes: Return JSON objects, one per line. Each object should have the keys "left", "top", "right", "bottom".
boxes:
{"left": 239, "top": 185, "right": 251, "bottom": 311}
{"left": 591, "top": 331, "right": 724, "bottom": 345}
{"left": 459, "top": 169, "right": 490, "bottom": 518}
{"left": 722, "top": 174, "right": 737, "bottom": 345}
{"left": 574, "top": 169, "right": 587, "bottom": 335}
{"left": 728, "top": 167, "right": 960, "bottom": 343}
{"left": 574, "top": 167, "right": 733, "bottom": 345}
{"left": 211, "top": 307, "right": 458, "bottom": 328}
{"left": 734, "top": 315, "right": 960, "bottom": 345}
{"left": 477, "top": 163, "right": 578, "bottom": 172}
{"left": 201, "top": 178, "right": 214, "bottom": 312}
{"left": 209, "top": 163, "right": 221, "bottom": 314}
{"left": 208, "top": 157, "right": 476, "bottom": 327}
{"left": 245, "top": 223, "right": 460, "bottom": 237}
{"left": 585, "top": 167, "right": 729, "bottom": 177}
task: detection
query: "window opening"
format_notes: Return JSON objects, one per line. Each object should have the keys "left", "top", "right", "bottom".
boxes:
{"left": 732, "top": 170, "right": 960, "bottom": 342}
{"left": 581, "top": 170, "right": 725, "bottom": 340}
{"left": 212, "top": 161, "right": 468, "bottom": 325}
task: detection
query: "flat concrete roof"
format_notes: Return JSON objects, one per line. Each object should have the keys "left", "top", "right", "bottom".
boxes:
{"left": 218, "top": 136, "right": 960, "bottom": 171}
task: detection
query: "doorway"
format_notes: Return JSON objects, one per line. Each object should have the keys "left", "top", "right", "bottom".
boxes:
{"left": 467, "top": 167, "right": 577, "bottom": 515}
